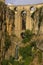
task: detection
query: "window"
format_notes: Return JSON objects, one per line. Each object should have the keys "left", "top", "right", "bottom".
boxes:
{"left": 21, "top": 10, "right": 26, "bottom": 30}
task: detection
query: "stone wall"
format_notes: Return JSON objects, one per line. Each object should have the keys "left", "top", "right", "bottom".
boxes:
{"left": 6, "top": 4, "right": 43, "bottom": 38}
{"left": 0, "top": 0, "right": 5, "bottom": 2}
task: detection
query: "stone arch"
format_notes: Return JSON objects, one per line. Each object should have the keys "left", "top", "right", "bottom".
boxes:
{"left": 30, "top": 6, "right": 36, "bottom": 13}
{"left": 14, "top": 7, "right": 18, "bottom": 13}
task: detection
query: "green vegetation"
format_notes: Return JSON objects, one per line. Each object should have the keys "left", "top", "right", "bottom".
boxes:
{"left": 30, "top": 41, "right": 36, "bottom": 49}
{"left": 1, "top": 32, "right": 11, "bottom": 65}
{"left": 22, "top": 30, "right": 34, "bottom": 43}
{"left": 9, "top": 56, "right": 15, "bottom": 65}
{"left": 5, "top": 33, "right": 11, "bottom": 51}
{"left": 2, "top": 58, "right": 22, "bottom": 65}
{"left": 38, "top": 50, "right": 42, "bottom": 63}
{"left": 1, "top": 41, "right": 42, "bottom": 65}
{"left": 24, "top": 56, "right": 33, "bottom": 65}
{"left": 19, "top": 44, "right": 36, "bottom": 65}
{"left": 19, "top": 46, "right": 32, "bottom": 59}
{"left": 2, "top": 41, "right": 36, "bottom": 65}
{"left": 1, "top": 59, "right": 8, "bottom": 65}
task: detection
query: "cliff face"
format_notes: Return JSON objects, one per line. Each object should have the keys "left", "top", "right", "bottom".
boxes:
{"left": 0, "top": 2, "right": 43, "bottom": 64}
{"left": 31, "top": 6, "right": 43, "bottom": 34}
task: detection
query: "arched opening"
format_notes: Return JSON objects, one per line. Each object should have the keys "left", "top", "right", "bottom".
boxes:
{"left": 30, "top": 6, "right": 36, "bottom": 13}
{"left": 21, "top": 32, "right": 25, "bottom": 39}
{"left": 21, "top": 10, "right": 27, "bottom": 30}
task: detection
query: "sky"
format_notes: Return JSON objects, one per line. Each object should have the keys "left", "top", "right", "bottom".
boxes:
{"left": 5, "top": 0, "right": 43, "bottom": 5}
